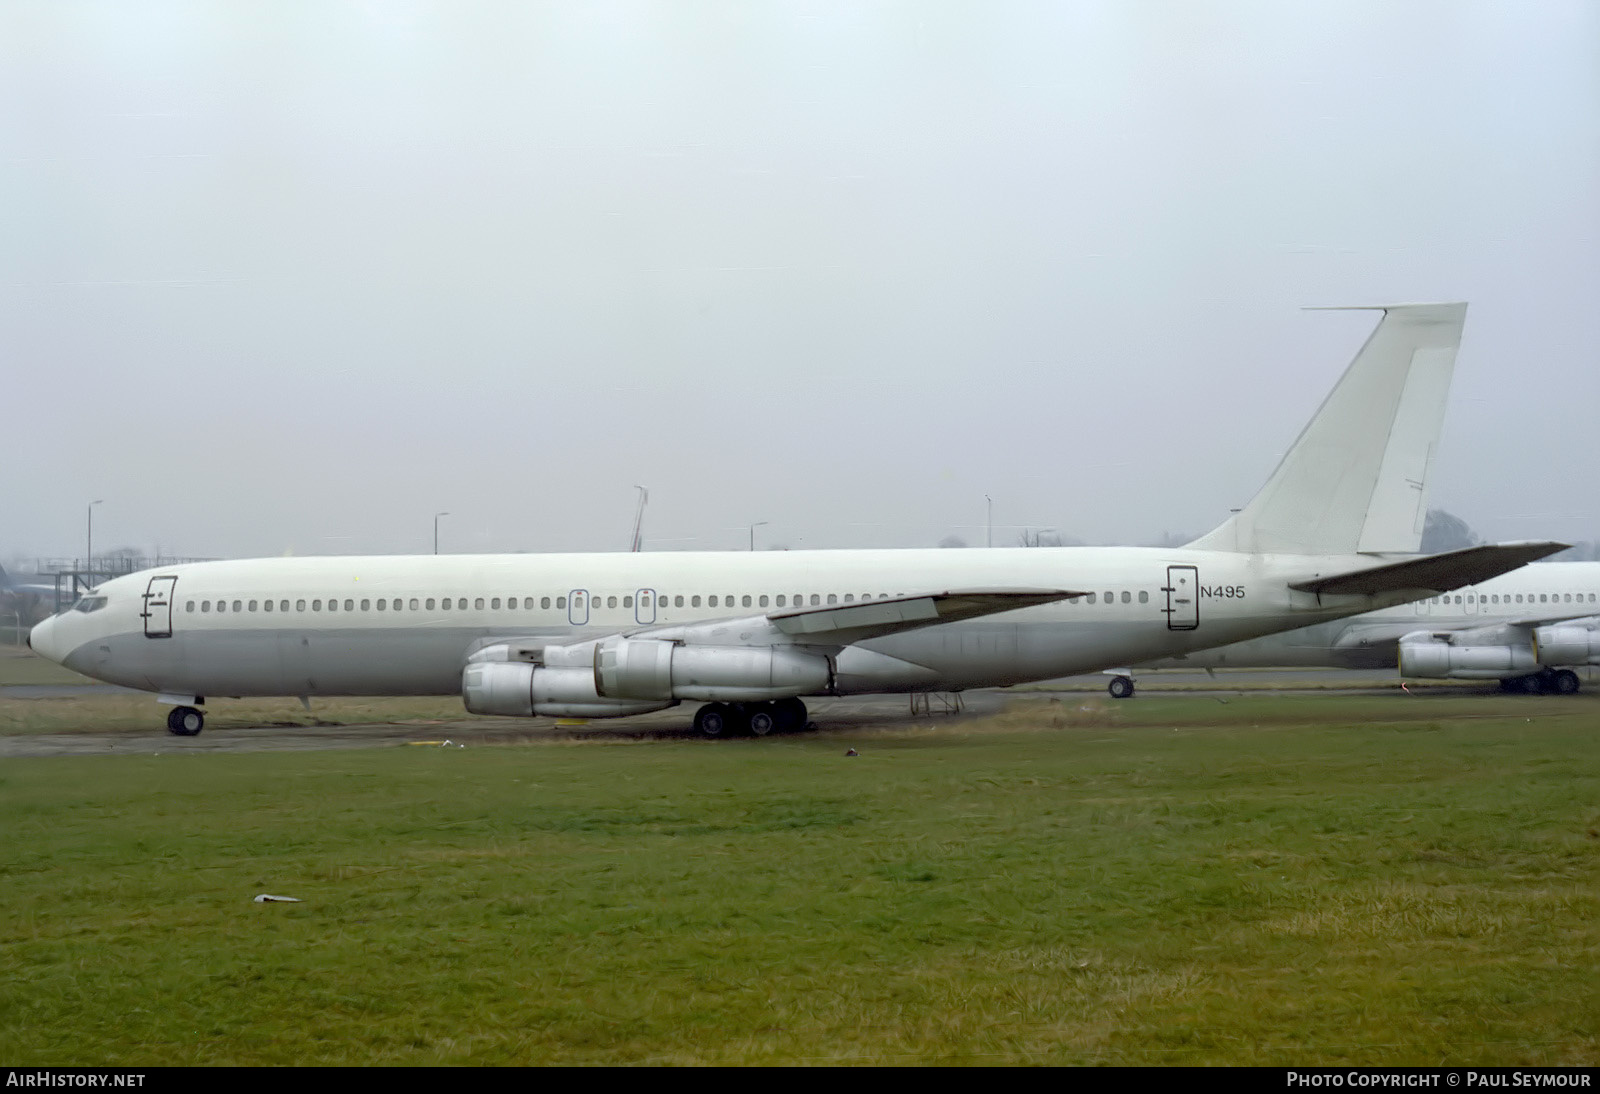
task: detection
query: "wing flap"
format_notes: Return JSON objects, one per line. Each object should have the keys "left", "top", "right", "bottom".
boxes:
{"left": 1289, "top": 541, "right": 1569, "bottom": 596}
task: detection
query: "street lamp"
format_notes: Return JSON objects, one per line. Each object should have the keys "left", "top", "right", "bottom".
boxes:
{"left": 87, "top": 500, "right": 103, "bottom": 572}
{"left": 985, "top": 495, "right": 992, "bottom": 548}
{"left": 749, "top": 521, "right": 768, "bottom": 551}
{"left": 434, "top": 512, "right": 449, "bottom": 555}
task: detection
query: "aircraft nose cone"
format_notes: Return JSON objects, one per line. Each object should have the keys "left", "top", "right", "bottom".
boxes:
{"left": 28, "top": 616, "right": 58, "bottom": 663}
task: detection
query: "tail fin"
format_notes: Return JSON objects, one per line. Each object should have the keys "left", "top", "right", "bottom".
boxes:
{"left": 1188, "top": 303, "right": 1466, "bottom": 555}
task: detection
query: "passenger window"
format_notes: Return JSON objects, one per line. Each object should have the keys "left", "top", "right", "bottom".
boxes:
{"left": 843, "top": 594, "right": 855, "bottom": 603}
{"left": 1087, "top": 593, "right": 1097, "bottom": 604}
{"left": 1540, "top": 594, "right": 1547, "bottom": 603}
{"left": 691, "top": 596, "right": 701, "bottom": 607}
{"left": 776, "top": 595, "right": 785, "bottom": 607}
{"left": 1121, "top": 591, "right": 1130, "bottom": 604}
{"left": 759, "top": 595, "right": 769, "bottom": 607}
{"left": 1564, "top": 594, "right": 1572, "bottom": 603}
{"left": 296, "top": 600, "right": 306, "bottom": 611}
{"left": 540, "top": 597, "right": 551, "bottom": 609}
{"left": 246, "top": 600, "right": 256, "bottom": 611}
{"left": 264, "top": 600, "right": 273, "bottom": 612}
{"left": 556, "top": 596, "right": 566, "bottom": 609}
{"left": 827, "top": 594, "right": 837, "bottom": 605}
{"left": 357, "top": 599, "right": 367, "bottom": 611}
{"left": 186, "top": 601, "right": 195, "bottom": 612}
{"left": 382, "top": 599, "right": 392, "bottom": 611}
{"left": 490, "top": 598, "right": 500, "bottom": 610}
{"left": 1103, "top": 591, "right": 1112, "bottom": 603}
{"left": 201, "top": 601, "right": 211, "bottom": 612}
{"left": 470, "top": 598, "right": 480, "bottom": 610}
{"left": 742, "top": 595, "right": 752, "bottom": 607}
{"left": 810, "top": 594, "right": 820, "bottom": 606}
{"left": 607, "top": 596, "right": 618, "bottom": 608}
{"left": 1138, "top": 591, "right": 1149, "bottom": 604}
{"left": 625, "top": 596, "right": 634, "bottom": 608}
{"left": 709, "top": 596, "right": 718, "bottom": 607}
{"left": 675, "top": 596, "right": 684, "bottom": 607}
{"left": 231, "top": 600, "right": 241, "bottom": 612}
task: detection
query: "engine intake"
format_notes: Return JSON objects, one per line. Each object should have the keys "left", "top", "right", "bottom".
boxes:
{"left": 1534, "top": 624, "right": 1600, "bottom": 667}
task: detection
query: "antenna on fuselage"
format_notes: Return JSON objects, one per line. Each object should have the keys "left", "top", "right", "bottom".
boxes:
{"left": 630, "top": 486, "right": 649, "bottom": 552}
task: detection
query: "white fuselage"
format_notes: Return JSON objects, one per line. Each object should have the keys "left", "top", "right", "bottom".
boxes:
{"left": 1145, "top": 561, "right": 1600, "bottom": 670}
{"left": 30, "top": 546, "right": 1426, "bottom": 701}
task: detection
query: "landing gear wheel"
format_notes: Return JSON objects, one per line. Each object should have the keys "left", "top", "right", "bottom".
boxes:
{"left": 1107, "top": 675, "right": 1135, "bottom": 700}
{"left": 1552, "top": 669, "right": 1581, "bottom": 695}
{"left": 748, "top": 704, "right": 777, "bottom": 737}
{"left": 694, "top": 703, "right": 731, "bottom": 738}
{"left": 166, "top": 706, "right": 204, "bottom": 736}
{"left": 773, "top": 698, "right": 808, "bottom": 733}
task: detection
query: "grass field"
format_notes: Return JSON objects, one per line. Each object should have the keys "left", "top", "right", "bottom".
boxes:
{"left": 2, "top": 692, "right": 1598, "bottom": 1065}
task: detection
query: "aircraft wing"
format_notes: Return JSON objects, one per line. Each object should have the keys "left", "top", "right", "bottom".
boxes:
{"left": 771, "top": 588, "right": 1082, "bottom": 645}
{"left": 1289, "top": 541, "right": 1570, "bottom": 596}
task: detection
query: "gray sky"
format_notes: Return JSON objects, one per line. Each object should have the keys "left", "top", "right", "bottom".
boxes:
{"left": 5, "top": 1, "right": 1597, "bottom": 562}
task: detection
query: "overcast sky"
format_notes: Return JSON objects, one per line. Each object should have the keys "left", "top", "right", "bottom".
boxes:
{"left": 4, "top": 1, "right": 1597, "bottom": 563}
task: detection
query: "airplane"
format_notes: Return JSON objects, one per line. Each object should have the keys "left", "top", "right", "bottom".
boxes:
{"left": 0, "top": 563, "right": 59, "bottom": 600}
{"left": 1128, "top": 561, "right": 1600, "bottom": 695}
{"left": 28, "top": 303, "right": 1569, "bottom": 738}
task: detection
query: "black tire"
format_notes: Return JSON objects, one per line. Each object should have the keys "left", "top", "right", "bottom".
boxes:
{"left": 774, "top": 698, "right": 808, "bottom": 733}
{"left": 1552, "top": 669, "right": 1581, "bottom": 695}
{"left": 748, "top": 704, "right": 777, "bottom": 737}
{"left": 167, "top": 706, "right": 204, "bottom": 736}
{"left": 694, "top": 703, "right": 732, "bottom": 739}
{"left": 1107, "top": 675, "right": 1135, "bottom": 700}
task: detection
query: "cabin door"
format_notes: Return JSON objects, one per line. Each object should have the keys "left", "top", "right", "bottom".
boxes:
{"left": 141, "top": 576, "right": 177, "bottom": 638}
{"left": 1163, "top": 566, "right": 1199, "bottom": 631}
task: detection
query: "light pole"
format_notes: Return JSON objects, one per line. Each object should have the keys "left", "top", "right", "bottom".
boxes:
{"left": 434, "top": 512, "right": 449, "bottom": 555}
{"left": 749, "top": 521, "right": 768, "bottom": 551}
{"left": 985, "top": 495, "right": 992, "bottom": 548}
{"left": 87, "top": 499, "right": 103, "bottom": 572}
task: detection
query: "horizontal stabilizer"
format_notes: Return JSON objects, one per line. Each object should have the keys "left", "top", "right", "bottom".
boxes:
{"left": 771, "top": 588, "right": 1079, "bottom": 642}
{"left": 1288, "top": 541, "right": 1569, "bottom": 596}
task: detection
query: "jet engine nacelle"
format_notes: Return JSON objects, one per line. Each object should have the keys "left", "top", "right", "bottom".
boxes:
{"left": 461, "top": 661, "right": 673, "bottom": 719}
{"left": 594, "top": 636, "right": 831, "bottom": 702}
{"left": 1397, "top": 633, "right": 1536, "bottom": 679}
{"left": 1534, "top": 624, "right": 1600, "bottom": 667}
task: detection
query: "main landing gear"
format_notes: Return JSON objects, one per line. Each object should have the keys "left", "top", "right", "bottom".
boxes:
{"left": 693, "top": 698, "right": 809, "bottom": 739}
{"left": 1107, "top": 674, "right": 1136, "bottom": 700}
{"left": 1499, "top": 670, "right": 1582, "bottom": 696}
{"left": 166, "top": 705, "right": 205, "bottom": 736}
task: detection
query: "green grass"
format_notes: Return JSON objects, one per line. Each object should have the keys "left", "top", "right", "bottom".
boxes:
{"left": 2, "top": 695, "right": 1598, "bottom": 1064}
{"left": 0, "top": 646, "right": 97, "bottom": 687}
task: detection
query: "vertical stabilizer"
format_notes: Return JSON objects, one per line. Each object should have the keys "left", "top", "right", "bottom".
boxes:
{"left": 1188, "top": 303, "right": 1465, "bottom": 555}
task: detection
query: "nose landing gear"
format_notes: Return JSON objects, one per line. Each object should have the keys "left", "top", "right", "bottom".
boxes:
{"left": 166, "top": 705, "right": 205, "bottom": 736}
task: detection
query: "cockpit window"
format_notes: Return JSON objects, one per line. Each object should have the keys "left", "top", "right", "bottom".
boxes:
{"left": 73, "top": 596, "right": 109, "bottom": 614}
